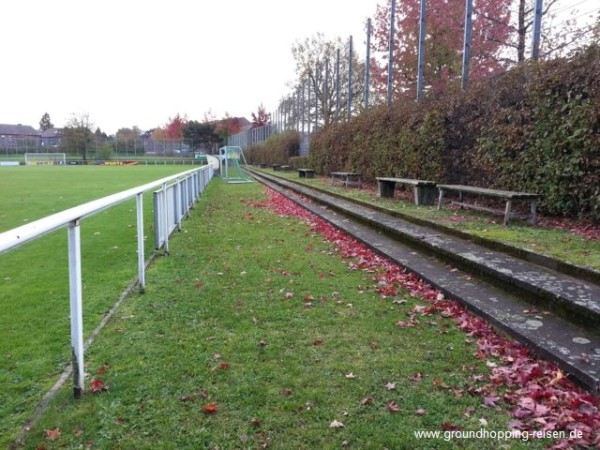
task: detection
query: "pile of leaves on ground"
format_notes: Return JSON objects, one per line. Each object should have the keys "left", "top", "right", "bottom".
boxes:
{"left": 265, "top": 187, "right": 600, "bottom": 449}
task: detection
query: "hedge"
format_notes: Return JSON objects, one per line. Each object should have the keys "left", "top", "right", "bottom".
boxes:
{"left": 307, "top": 44, "right": 600, "bottom": 221}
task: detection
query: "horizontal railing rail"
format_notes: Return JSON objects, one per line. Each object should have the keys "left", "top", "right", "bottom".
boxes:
{"left": 0, "top": 164, "right": 214, "bottom": 398}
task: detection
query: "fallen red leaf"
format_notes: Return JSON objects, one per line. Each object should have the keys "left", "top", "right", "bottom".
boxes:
{"left": 410, "top": 372, "right": 423, "bottom": 382}
{"left": 44, "top": 428, "right": 61, "bottom": 440}
{"left": 202, "top": 403, "right": 218, "bottom": 414}
{"left": 90, "top": 378, "right": 108, "bottom": 393}
{"left": 483, "top": 395, "right": 500, "bottom": 408}
{"left": 387, "top": 401, "right": 400, "bottom": 413}
{"left": 442, "top": 422, "right": 460, "bottom": 431}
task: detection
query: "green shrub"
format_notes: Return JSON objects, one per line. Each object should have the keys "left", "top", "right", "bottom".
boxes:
{"left": 307, "top": 44, "right": 600, "bottom": 221}
{"left": 96, "top": 142, "right": 115, "bottom": 161}
{"left": 246, "top": 131, "right": 300, "bottom": 165}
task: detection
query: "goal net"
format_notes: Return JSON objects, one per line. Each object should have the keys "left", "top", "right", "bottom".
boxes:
{"left": 218, "top": 146, "right": 252, "bottom": 184}
{"left": 24, "top": 153, "right": 67, "bottom": 165}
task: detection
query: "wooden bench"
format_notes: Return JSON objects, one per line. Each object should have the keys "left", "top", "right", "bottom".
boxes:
{"left": 437, "top": 184, "right": 542, "bottom": 225}
{"left": 298, "top": 168, "right": 315, "bottom": 178}
{"left": 331, "top": 172, "right": 362, "bottom": 188}
{"left": 280, "top": 165, "right": 291, "bottom": 172}
{"left": 272, "top": 164, "right": 281, "bottom": 171}
{"left": 376, "top": 177, "right": 437, "bottom": 206}
{"left": 258, "top": 163, "right": 267, "bottom": 168}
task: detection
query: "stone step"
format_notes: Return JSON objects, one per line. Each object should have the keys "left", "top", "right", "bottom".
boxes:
{"left": 252, "top": 171, "right": 600, "bottom": 392}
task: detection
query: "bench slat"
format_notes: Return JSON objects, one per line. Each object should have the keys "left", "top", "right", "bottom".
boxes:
{"left": 376, "top": 177, "right": 436, "bottom": 187}
{"left": 437, "top": 184, "right": 541, "bottom": 200}
{"left": 376, "top": 177, "right": 437, "bottom": 205}
{"left": 437, "top": 184, "right": 541, "bottom": 225}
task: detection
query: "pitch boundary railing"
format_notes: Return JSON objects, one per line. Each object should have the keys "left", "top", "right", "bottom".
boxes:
{"left": 0, "top": 165, "right": 213, "bottom": 397}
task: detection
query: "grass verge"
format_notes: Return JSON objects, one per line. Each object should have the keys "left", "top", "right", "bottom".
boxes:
{"left": 16, "top": 179, "right": 554, "bottom": 449}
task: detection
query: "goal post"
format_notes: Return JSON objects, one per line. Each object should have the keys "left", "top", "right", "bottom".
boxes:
{"left": 24, "top": 153, "right": 67, "bottom": 165}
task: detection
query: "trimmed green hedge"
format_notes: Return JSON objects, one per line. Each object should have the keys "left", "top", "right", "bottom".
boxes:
{"left": 245, "top": 131, "right": 300, "bottom": 165}
{"left": 307, "top": 45, "right": 600, "bottom": 221}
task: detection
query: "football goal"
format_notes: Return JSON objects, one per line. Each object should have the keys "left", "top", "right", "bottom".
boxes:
{"left": 218, "top": 146, "right": 252, "bottom": 183}
{"left": 24, "top": 153, "right": 67, "bottom": 165}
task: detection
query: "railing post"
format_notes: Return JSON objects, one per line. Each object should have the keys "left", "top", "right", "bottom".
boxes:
{"left": 175, "top": 178, "right": 182, "bottom": 231}
{"left": 67, "top": 219, "right": 84, "bottom": 398}
{"left": 136, "top": 193, "right": 145, "bottom": 293}
{"left": 162, "top": 182, "right": 170, "bottom": 254}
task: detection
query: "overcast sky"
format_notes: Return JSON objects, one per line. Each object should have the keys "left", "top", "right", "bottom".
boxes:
{"left": 1, "top": 0, "right": 380, "bottom": 134}
{"left": 2, "top": 0, "right": 596, "bottom": 135}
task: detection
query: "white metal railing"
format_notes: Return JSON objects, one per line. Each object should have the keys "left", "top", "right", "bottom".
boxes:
{"left": 0, "top": 164, "right": 214, "bottom": 397}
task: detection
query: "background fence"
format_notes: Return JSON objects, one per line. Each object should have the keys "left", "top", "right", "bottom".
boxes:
{"left": 227, "top": 0, "right": 599, "bottom": 151}
{"left": 0, "top": 137, "right": 207, "bottom": 163}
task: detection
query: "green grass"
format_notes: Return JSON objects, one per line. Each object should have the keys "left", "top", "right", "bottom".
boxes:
{"left": 15, "top": 180, "right": 551, "bottom": 449}
{"left": 267, "top": 171, "right": 600, "bottom": 272}
{"left": 0, "top": 165, "right": 201, "bottom": 447}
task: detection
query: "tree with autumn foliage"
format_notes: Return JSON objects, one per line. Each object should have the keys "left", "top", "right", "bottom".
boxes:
{"left": 370, "top": 0, "right": 511, "bottom": 98}
{"left": 151, "top": 127, "right": 168, "bottom": 142}
{"left": 251, "top": 104, "right": 270, "bottom": 128}
{"left": 215, "top": 115, "right": 244, "bottom": 137}
{"left": 165, "top": 113, "right": 187, "bottom": 140}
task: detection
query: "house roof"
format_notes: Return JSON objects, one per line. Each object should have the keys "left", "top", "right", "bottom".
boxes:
{"left": 40, "top": 128, "right": 63, "bottom": 138}
{"left": 0, "top": 124, "right": 40, "bottom": 136}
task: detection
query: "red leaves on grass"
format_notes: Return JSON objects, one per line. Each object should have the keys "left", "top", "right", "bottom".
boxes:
{"left": 538, "top": 217, "right": 600, "bottom": 241}
{"left": 262, "top": 187, "right": 600, "bottom": 448}
{"left": 90, "top": 378, "right": 109, "bottom": 393}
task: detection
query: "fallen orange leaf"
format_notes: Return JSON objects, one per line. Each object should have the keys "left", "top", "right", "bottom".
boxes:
{"left": 44, "top": 428, "right": 61, "bottom": 440}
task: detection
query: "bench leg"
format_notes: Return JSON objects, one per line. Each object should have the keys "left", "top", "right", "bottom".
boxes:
{"left": 415, "top": 185, "right": 436, "bottom": 206}
{"left": 437, "top": 189, "right": 445, "bottom": 210}
{"left": 378, "top": 181, "right": 395, "bottom": 198}
{"left": 503, "top": 200, "right": 512, "bottom": 225}
{"left": 530, "top": 200, "right": 537, "bottom": 225}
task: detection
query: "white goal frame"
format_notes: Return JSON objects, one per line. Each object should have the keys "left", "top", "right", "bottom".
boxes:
{"left": 24, "top": 152, "right": 66, "bottom": 165}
